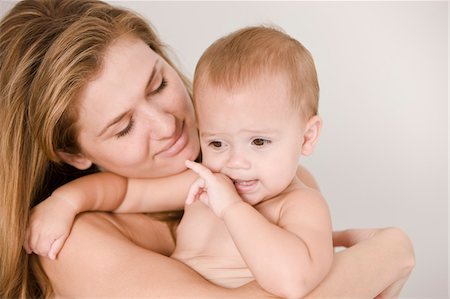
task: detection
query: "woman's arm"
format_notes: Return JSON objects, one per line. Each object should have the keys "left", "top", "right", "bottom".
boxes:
{"left": 305, "top": 227, "right": 415, "bottom": 298}
{"left": 40, "top": 212, "right": 278, "bottom": 298}
{"left": 40, "top": 212, "right": 414, "bottom": 298}
{"left": 297, "top": 166, "right": 415, "bottom": 297}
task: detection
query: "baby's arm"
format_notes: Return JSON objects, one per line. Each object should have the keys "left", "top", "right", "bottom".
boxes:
{"left": 185, "top": 161, "right": 333, "bottom": 299}
{"left": 227, "top": 191, "right": 333, "bottom": 298}
{"left": 24, "top": 170, "right": 197, "bottom": 259}
{"left": 114, "top": 169, "right": 198, "bottom": 213}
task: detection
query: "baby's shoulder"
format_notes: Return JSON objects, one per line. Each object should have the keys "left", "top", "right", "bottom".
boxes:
{"left": 257, "top": 185, "right": 326, "bottom": 221}
{"left": 279, "top": 185, "right": 327, "bottom": 212}
{"left": 280, "top": 179, "right": 323, "bottom": 200}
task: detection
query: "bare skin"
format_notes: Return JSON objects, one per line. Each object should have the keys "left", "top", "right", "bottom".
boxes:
{"left": 35, "top": 35, "right": 414, "bottom": 298}
{"left": 40, "top": 166, "right": 414, "bottom": 298}
{"left": 42, "top": 215, "right": 414, "bottom": 298}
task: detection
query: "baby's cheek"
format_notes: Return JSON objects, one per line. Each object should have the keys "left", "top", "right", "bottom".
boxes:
{"left": 200, "top": 152, "right": 222, "bottom": 173}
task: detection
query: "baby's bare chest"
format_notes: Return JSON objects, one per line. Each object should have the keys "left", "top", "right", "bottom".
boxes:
{"left": 172, "top": 202, "right": 238, "bottom": 259}
{"left": 171, "top": 200, "right": 282, "bottom": 260}
{"left": 171, "top": 199, "right": 286, "bottom": 287}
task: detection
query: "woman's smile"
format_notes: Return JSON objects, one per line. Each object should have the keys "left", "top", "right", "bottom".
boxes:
{"left": 156, "top": 121, "right": 188, "bottom": 158}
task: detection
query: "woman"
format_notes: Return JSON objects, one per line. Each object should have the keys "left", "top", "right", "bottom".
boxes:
{"left": 0, "top": 0, "right": 414, "bottom": 298}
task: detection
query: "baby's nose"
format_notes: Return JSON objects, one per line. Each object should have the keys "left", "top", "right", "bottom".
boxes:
{"left": 226, "top": 150, "right": 251, "bottom": 170}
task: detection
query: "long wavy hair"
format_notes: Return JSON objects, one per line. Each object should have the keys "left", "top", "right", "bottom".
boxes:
{"left": 0, "top": 0, "right": 190, "bottom": 297}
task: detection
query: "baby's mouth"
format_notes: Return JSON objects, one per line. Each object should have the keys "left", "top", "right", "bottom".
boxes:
{"left": 232, "top": 179, "right": 258, "bottom": 193}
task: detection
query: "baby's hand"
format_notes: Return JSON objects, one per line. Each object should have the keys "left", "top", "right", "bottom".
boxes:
{"left": 23, "top": 195, "right": 77, "bottom": 260}
{"left": 185, "top": 160, "right": 241, "bottom": 218}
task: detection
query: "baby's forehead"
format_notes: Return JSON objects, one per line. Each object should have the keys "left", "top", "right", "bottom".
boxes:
{"left": 194, "top": 71, "right": 297, "bottom": 109}
{"left": 195, "top": 82, "right": 301, "bottom": 124}
{"left": 196, "top": 66, "right": 290, "bottom": 88}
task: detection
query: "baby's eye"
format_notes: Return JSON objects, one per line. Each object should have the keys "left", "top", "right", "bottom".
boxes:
{"left": 252, "top": 138, "right": 271, "bottom": 147}
{"left": 209, "top": 141, "right": 223, "bottom": 149}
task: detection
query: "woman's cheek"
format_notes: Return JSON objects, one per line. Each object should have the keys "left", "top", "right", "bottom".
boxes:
{"left": 116, "top": 136, "right": 149, "bottom": 166}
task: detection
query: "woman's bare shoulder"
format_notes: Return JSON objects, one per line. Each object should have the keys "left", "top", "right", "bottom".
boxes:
{"left": 296, "top": 164, "right": 320, "bottom": 190}
{"left": 40, "top": 212, "right": 175, "bottom": 297}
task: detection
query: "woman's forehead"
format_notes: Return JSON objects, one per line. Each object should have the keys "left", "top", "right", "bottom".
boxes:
{"left": 77, "top": 36, "right": 161, "bottom": 136}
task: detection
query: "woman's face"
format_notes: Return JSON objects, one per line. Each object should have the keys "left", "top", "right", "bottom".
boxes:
{"left": 72, "top": 35, "right": 200, "bottom": 178}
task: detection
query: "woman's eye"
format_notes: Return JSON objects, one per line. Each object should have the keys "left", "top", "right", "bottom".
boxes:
{"left": 209, "top": 141, "right": 223, "bottom": 149}
{"left": 153, "top": 78, "right": 167, "bottom": 94}
{"left": 116, "top": 118, "right": 134, "bottom": 138}
{"left": 252, "top": 138, "right": 271, "bottom": 147}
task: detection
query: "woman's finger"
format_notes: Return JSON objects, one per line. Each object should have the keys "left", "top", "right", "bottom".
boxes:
{"left": 333, "top": 228, "right": 379, "bottom": 247}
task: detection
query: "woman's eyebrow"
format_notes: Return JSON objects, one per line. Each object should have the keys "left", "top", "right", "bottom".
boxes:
{"left": 144, "top": 59, "right": 161, "bottom": 93}
{"left": 97, "top": 59, "right": 161, "bottom": 137}
{"left": 97, "top": 111, "right": 129, "bottom": 137}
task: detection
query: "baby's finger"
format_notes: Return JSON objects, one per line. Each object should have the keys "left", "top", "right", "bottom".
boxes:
{"left": 185, "top": 160, "right": 214, "bottom": 182}
{"left": 33, "top": 235, "right": 52, "bottom": 258}
{"left": 198, "top": 192, "right": 209, "bottom": 207}
{"left": 186, "top": 178, "right": 205, "bottom": 205}
{"left": 29, "top": 226, "right": 41, "bottom": 254}
{"left": 48, "top": 237, "right": 66, "bottom": 260}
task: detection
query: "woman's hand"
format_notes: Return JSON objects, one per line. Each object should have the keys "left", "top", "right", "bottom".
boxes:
{"left": 332, "top": 227, "right": 415, "bottom": 299}
{"left": 333, "top": 228, "right": 381, "bottom": 247}
{"left": 23, "top": 195, "right": 77, "bottom": 260}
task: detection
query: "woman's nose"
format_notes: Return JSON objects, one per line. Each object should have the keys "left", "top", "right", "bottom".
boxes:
{"left": 142, "top": 105, "right": 176, "bottom": 140}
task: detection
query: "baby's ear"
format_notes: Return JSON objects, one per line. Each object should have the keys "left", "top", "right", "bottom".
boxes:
{"left": 301, "top": 115, "right": 322, "bottom": 156}
{"left": 56, "top": 151, "right": 93, "bottom": 170}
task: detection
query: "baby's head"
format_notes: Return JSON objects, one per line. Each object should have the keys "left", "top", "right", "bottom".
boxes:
{"left": 194, "top": 25, "right": 319, "bottom": 122}
{"left": 193, "top": 26, "right": 321, "bottom": 204}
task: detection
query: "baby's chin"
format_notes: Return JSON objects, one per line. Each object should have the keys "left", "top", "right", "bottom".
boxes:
{"left": 237, "top": 191, "right": 266, "bottom": 206}
{"left": 238, "top": 188, "right": 279, "bottom": 206}
{"left": 240, "top": 195, "right": 266, "bottom": 206}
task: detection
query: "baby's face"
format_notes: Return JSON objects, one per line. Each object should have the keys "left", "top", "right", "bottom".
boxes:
{"left": 194, "top": 73, "right": 306, "bottom": 205}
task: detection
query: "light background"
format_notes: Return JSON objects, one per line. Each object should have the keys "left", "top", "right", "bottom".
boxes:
{"left": 1, "top": 1, "right": 448, "bottom": 298}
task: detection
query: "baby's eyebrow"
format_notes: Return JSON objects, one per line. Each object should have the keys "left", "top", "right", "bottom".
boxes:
{"left": 240, "top": 128, "right": 277, "bottom": 134}
{"left": 200, "top": 131, "right": 217, "bottom": 138}
{"left": 200, "top": 128, "right": 278, "bottom": 138}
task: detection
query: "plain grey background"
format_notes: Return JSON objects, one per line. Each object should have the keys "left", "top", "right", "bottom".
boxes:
{"left": 1, "top": 1, "right": 448, "bottom": 298}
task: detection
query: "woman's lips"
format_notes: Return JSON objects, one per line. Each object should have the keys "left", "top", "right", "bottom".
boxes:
{"left": 156, "top": 122, "right": 188, "bottom": 158}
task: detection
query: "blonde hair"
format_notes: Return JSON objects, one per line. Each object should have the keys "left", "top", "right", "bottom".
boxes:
{"left": 193, "top": 25, "right": 319, "bottom": 120}
{"left": 0, "top": 0, "right": 189, "bottom": 297}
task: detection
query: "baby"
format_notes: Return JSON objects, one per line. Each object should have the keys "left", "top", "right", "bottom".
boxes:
{"left": 25, "top": 26, "right": 332, "bottom": 299}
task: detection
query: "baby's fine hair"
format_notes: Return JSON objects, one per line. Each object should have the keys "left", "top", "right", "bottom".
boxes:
{"left": 193, "top": 25, "right": 319, "bottom": 119}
